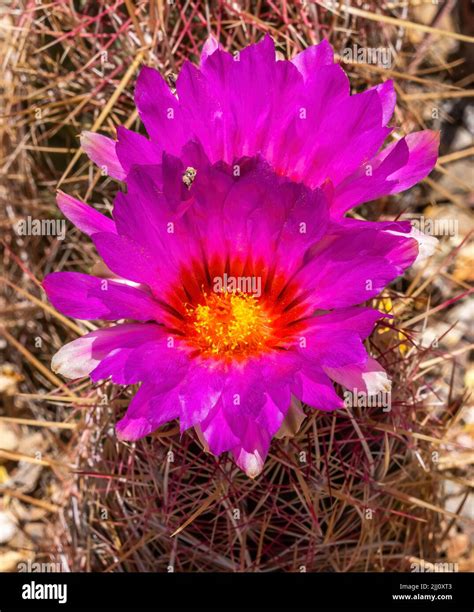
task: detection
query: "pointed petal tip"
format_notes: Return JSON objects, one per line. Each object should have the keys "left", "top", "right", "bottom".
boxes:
{"left": 235, "top": 448, "right": 264, "bottom": 479}
{"left": 361, "top": 368, "right": 392, "bottom": 396}
{"left": 116, "top": 417, "right": 148, "bottom": 442}
{"left": 317, "top": 38, "right": 332, "bottom": 52}
{"left": 54, "top": 190, "right": 116, "bottom": 237}
{"left": 55, "top": 189, "right": 66, "bottom": 203}
{"left": 386, "top": 224, "right": 439, "bottom": 264}
{"left": 201, "top": 35, "right": 220, "bottom": 62}
{"left": 411, "top": 227, "right": 439, "bottom": 264}
{"left": 80, "top": 130, "right": 125, "bottom": 180}
{"left": 79, "top": 130, "right": 93, "bottom": 144}
{"left": 136, "top": 64, "right": 158, "bottom": 82}
{"left": 408, "top": 129, "right": 440, "bottom": 153}
{"left": 50, "top": 343, "right": 92, "bottom": 379}
{"left": 80, "top": 130, "right": 107, "bottom": 152}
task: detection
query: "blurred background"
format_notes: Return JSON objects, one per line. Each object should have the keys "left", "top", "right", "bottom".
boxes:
{"left": 1, "top": 0, "right": 473, "bottom": 572}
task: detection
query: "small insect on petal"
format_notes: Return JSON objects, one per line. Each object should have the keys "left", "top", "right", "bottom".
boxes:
{"left": 182, "top": 166, "right": 197, "bottom": 189}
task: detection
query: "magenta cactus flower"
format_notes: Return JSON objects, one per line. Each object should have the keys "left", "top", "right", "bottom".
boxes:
{"left": 81, "top": 35, "right": 439, "bottom": 221}
{"left": 44, "top": 36, "right": 439, "bottom": 477}
{"left": 45, "top": 148, "right": 421, "bottom": 477}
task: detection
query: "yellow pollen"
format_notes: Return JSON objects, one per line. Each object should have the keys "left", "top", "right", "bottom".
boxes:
{"left": 189, "top": 291, "right": 272, "bottom": 359}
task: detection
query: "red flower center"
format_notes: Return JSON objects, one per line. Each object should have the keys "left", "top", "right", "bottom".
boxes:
{"left": 161, "top": 258, "right": 311, "bottom": 363}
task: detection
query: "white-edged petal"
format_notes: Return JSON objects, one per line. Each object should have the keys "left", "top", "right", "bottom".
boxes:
{"left": 51, "top": 336, "right": 99, "bottom": 379}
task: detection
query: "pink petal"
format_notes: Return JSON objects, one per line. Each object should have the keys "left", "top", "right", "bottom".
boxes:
{"left": 116, "top": 384, "right": 181, "bottom": 441}
{"left": 56, "top": 191, "right": 116, "bottom": 236}
{"left": 325, "top": 357, "right": 391, "bottom": 396}
{"left": 381, "top": 130, "right": 440, "bottom": 192}
{"left": 134, "top": 66, "right": 185, "bottom": 151}
{"left": 291, "top": 39, "right": 334, "bottom": 78}
{"left": 51, "top": 323, "right": 162, "bottom": 380}
{"left": 200, "top": 35, "right": 221, "bottom": 64}
{"left": 43, "top": 271, "right": 161, "bottom": 321}
{"left": 80, "top": 131, "right": 125, "bottom": 180}
{"left": 370, "top": 80, "right": 396, "bottom": 125}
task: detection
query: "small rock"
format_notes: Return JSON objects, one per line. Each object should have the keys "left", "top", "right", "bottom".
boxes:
{"left": 0, "top": 365, "right": 23, "bottom": 396}
{"left": 0, "top": 422, "right": 19, "bottom": 461}
{"left": 0, "top": 511, "right": 18, "bottom": 544}
{"left": 17, "top": 432, "right": 46, "bottom": 456}
{"left": 0, "top": 550, "right": 28, "bottom": 572}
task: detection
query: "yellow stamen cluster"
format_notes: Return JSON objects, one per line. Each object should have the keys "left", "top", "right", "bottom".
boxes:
{"left": 189, "top": 291, "right": 272, "bottom": 359}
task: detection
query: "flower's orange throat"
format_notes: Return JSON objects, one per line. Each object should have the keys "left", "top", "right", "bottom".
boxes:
{"left": 186, "top": 291, "right": 273, "bottom": 360}
{"left": 161, "top": 258, "right": 313, "bottom": 363}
